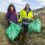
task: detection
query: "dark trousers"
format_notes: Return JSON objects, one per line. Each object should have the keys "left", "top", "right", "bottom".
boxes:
{"left": 22, "top": 24, "right": 28, "bottom": 35}
{"left": 20, "top": 23, "right": 28, "bottom": 42}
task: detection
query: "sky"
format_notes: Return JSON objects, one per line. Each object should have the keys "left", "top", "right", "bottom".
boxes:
{"left": 0, "top": 0, "right": 45, "bottom": 13}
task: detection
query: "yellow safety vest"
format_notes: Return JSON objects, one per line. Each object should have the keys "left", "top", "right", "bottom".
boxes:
{"left": 18, "top": 10, "right": 33, "bottom": 22}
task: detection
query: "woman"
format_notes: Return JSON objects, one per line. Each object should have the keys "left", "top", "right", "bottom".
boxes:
{"left": 6, "top": 4, "right": 18, "bottom": 45}
{"left": 18, "top": 3, "right": 33, "bottom": 42}
{"left": 6, "top": 4, "right": 17, "bottom": 26}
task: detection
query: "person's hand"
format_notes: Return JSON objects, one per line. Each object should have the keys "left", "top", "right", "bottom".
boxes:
{"left": 9, "top": 21, "right": 13, "bottom": 24}
{"left": 28, "top": 19, "right": 34, "bottom": 22}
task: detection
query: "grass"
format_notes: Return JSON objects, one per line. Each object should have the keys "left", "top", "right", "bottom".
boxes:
{"left": 0, "top": 13, "right": 45, "bottom": 45}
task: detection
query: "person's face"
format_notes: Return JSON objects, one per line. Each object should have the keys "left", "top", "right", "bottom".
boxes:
{"left": 10, "top": 6, "right": 14, "bottom": 11}
{"left": 25, "top": 4, "right": 30, "bottom": 10}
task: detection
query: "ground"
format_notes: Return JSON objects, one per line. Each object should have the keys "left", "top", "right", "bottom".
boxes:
{"left": 0, "top": 13, "right": 45, "bottom": 45}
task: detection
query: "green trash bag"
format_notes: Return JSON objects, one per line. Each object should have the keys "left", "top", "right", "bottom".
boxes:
{"left": 28, "top": 19, "right": 41, "bottom": 32}
{"left": 6, "top": 22, "right": 21, "bottom": 41}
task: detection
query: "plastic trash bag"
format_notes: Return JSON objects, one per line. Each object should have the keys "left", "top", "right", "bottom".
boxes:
{"left": 6, "top": 22, "right": 21, "bottom": 41}
{"left": 28, "top": 19, "right": 41, "bottom": 32}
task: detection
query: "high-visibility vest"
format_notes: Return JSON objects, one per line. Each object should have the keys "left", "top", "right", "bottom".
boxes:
{"left": 18, "top": 10, "right": 33, "bottom": 22}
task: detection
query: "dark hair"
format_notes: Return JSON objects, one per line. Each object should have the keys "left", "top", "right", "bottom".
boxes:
{"left": 7, "top": 4, "right": 16, "bottom": 13}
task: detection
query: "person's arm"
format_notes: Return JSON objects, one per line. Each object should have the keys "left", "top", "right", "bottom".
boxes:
{"left": 28, "top": 11, "right": 33, "bottom": 21}
{"left": 18, "top": 10, "right": 23, "bottom": 23}
{"left": 5, "top": 13, "right": 9, "bottom": 22}
{"left": 30, "top": 11, "right": 33, "bottom": 19}
{"left": 15, "top": 14, "right": 18, "bottom": 23}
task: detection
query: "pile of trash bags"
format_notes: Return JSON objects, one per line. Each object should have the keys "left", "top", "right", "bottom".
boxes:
{"left": 28, "top": 18, "right": 41, "bottom": 33}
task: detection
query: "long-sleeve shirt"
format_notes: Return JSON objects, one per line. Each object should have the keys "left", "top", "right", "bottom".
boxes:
{"left": 6, "top": 12, "right": 18, "bottom": 23}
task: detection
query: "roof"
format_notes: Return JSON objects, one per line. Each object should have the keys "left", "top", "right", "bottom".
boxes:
{"left": 33, "top": 7, "right": 45, "bottom": 12}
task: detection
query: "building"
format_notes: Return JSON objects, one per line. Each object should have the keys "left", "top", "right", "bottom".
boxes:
{"left": 33, "top": 7, "right": 45, "bottom": 16}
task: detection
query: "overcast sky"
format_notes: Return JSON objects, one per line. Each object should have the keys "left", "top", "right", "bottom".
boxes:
{"left": 0, "top": 0, "right": 45, "bottom": 12}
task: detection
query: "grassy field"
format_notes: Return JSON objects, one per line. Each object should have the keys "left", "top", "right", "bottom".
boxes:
{"left": 0, "top": 13, "right": 45, "bottom": 45}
